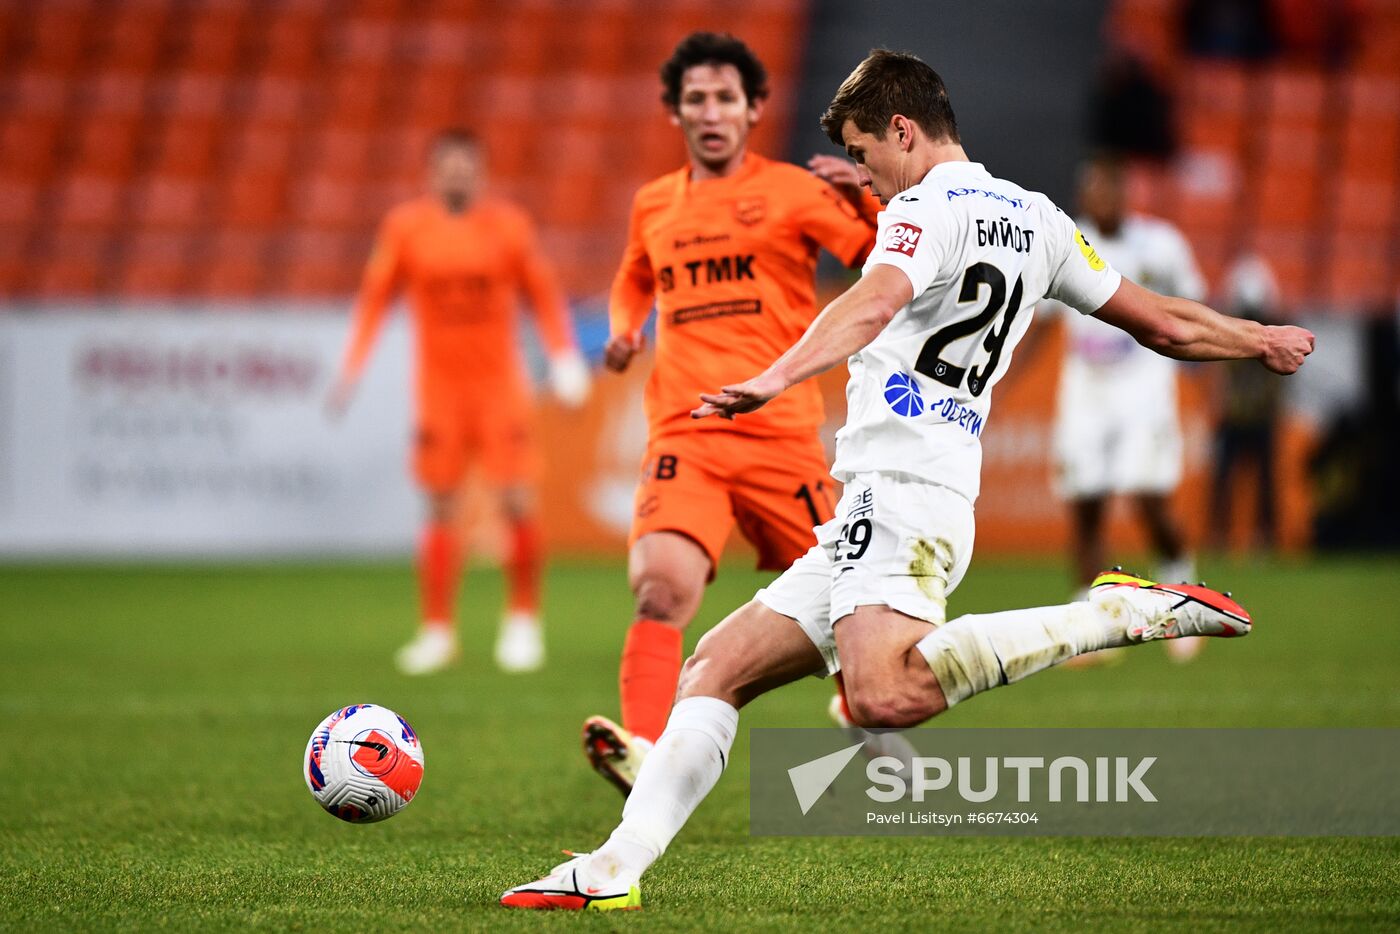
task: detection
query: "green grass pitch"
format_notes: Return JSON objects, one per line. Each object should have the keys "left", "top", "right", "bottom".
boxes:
{"left": 3, "top": 555, "right": 1399, "bottom": 931}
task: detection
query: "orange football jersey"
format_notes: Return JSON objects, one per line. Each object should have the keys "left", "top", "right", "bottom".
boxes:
{"left": 341, "top": 195, "right": 574, "bottom": 414}
{"left": 610, "top": 153, "right": 878, "bottom": 439}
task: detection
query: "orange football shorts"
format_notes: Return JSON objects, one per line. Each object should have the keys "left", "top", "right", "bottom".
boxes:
{"left": 629, "top": 429, "right": 837, "bottom": 572}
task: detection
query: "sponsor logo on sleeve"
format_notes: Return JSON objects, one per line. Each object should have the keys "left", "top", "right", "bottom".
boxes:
{"left": 1074, "top": 228, "right": 1106, "bottom": 271}
{"left": 883, "top": 222, "right": 923, "bottom": 257}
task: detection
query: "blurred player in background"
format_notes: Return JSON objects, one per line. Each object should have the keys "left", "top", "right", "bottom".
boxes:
{"left": 1209, "top": 254, "right": 1284, "bottom": 553}
{"left": 1044, "top": 156, "right": 1206, "bottom": 662}
{"left": 327, "top": 129, "right": 589, "bottom": 675}
{"left": 581, "top": 32, "right": 883, "bottom": 796}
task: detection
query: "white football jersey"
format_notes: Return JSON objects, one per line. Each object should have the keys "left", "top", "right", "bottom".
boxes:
{"left": 1056, "top": 214, "right": 1204, "bottom": 386}
{"left": 831, "top": 161, "right": 1121, "bottom": 503}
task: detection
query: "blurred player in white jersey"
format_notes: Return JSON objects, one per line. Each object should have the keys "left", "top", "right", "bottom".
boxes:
{"left": 1048, "top": 156, "right": 1206, "bottom": 661}
{"left": 501, "top": 50, "right": 1314, "bottom": 911}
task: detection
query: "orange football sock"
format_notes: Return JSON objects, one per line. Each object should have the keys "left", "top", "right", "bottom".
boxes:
{"left": 619, "top": 620, "right": 684, "bottom": 743}
{"left": 418, "top": 521, "right": 461, "bottom": 629}
{"left": 505, "top": 515, "right": 542, "bottom": 614}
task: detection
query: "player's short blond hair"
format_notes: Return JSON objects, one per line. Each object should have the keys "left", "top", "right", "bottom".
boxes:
{"left": 820, "top": 49, "right": 959, "bottom": 146}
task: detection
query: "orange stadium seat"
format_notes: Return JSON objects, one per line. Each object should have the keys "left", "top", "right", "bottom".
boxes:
{"left": 256, "top": 11, "right": 326, "bottom": 77}
{"left": 80, "top": 71, "right": 148, "bottom": 117}
{"left": 8, "top": 70, "right": 69, "bottom": 117}
{"left": 1334, "top": 174, "right": 1398, "bottom": 234}
{"left": 202, "top": 231, "right": 274, "bottom": 297}
{"left": 179, "top": 8, "right": 247, "bottom": 75}
{"left": 93, "top": 7, "right": 169, "bottom": 75}
{"left": 52, "top": 175, "right": 125, "bottom": 231}
{"left": 218, "top": 173, "right": 288, "bottom": 229}
{"left": 117, "top": 230, "right": 191, "bottom": 296}
{"left": 0, "top": 116, "right": 64, "bottom": 175}
{"left": 34, "top": 231, "right": 109, "bottom": 297}
{"left": 0, "top": 177, "right": 41, "bottom": 231}
{"left": 131, "top": 175, "right": 206, "bottom": 229}
{"left": 1256, "top": 166, "right": 1321, "bottom": 228}
{"left": 225, "top": 120, "right": 298, "bottom": 174}
{"left": 149, "top": 119, "right": 224, "bottom": 176}
{"left": 1324, "top": 233, "right": 1393, "bottom": 309}
{"left": 21, "top": 6, "right": 94, "bottom": 76}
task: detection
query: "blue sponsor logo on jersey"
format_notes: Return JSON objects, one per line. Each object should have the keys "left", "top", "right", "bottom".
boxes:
{"left": 884, "top": 371, "right": 925, "bottom": 417}
{"left": 928, "top": 396, "right": 985, "bottom": 437}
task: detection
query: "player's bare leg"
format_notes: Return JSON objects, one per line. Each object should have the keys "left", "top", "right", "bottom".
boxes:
{"left": 583, "top": 531, "right": 711, "bottom": 795}
{"left": 505, "top": 601, "right": 824, "bottom": 909}
{"left": 396, "top": 490, "right": 463, "bottom": 675}
{"left": 1063, "top": 496, "right": 1123, "bottom": 668}
{"left": 494, "top": 484, "right": 546, "bottom": 672}
{"left": 1135, "top": 492, "right": 1202, "bottom": 662}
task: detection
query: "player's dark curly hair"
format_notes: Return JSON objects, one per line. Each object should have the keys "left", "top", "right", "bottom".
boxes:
{"left": 660, "top": 32, "right": 769, "bottom": 111}
{"left": 820, "top": 49, "right": 959, "bottom": 146}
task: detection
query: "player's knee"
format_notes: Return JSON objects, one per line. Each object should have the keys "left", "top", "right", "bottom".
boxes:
{"left": 633, "top": 572, "right": 702, "bottom": 626}
{"left": 675, "top": 633, "right": 738, "bottom": 705}
{"left": 844, "top": 680, "right": 940, "bottom": 729}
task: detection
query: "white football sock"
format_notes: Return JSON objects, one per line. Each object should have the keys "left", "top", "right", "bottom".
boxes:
{"left": 917, "top": 602, "right": 1119, "bottom": 707}
{"left": 584, "top": 696, "right": 738, "bottom": 886}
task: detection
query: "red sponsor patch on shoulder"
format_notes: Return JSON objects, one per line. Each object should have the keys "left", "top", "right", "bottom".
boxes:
{"left": 883, "top": 222, "right": 923, "bottom": 257}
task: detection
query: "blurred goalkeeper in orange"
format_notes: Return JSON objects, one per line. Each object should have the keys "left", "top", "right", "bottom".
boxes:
{"left": 328, "top": 129, "right": 589, "bottom": 676}
{"left": 582, "top": 32, "right": 884, "bottom": 795}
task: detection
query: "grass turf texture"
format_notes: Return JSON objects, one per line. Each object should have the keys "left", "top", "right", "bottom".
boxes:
{"left": 3, "top": 555, "right": 1399, "bottom": 931}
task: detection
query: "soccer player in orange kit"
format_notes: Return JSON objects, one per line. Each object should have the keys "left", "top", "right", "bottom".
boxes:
{"left": 327, "top": 129, "right": 589, "bottom": 676}
{"left": 580, "top": 33, "right": 883, "bottom": 795}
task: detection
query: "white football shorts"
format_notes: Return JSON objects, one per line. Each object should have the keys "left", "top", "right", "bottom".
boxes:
{"left": 1052, "top": 408, "right": 1183, "bottom": 499}
{"left": 1052, "top": 365, "right": 1183, "bottom": 498}
{"left": 755, "top": 471, "right": 976, "bottom": 676}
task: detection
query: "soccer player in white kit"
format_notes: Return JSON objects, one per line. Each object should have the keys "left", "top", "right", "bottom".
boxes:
{"left": 1046, "top": 156, "right": 1208, "bottom": 660}
{"left": 500, "top": 50, "right": 1314, "bottom": 911}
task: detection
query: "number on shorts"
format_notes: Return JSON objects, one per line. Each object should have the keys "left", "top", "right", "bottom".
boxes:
{"left": 650, "top": 454, "right": 678, "bottom": 481}
{"left": 793, "top": 482, "right": 827, "bottom": 527}
{"left": 836, "top": 518, "right": 873, "bottom": 561}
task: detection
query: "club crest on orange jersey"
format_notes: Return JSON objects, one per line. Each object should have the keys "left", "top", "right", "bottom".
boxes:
{"left": 733, "top": 197, "right": 766, "bottom": 226}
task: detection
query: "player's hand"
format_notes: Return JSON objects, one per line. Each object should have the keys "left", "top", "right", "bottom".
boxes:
{"left": 324, "top": 378, "right": 356, "bottom": 420}
{"left": 1259, "top": 325, "right": 1315, "bottom": 375}
{"left": 604, "top": 331, "right": 645, "bottom": 373}
{"left": 548, "top": 349, "right": 591, "bottom": 409}
{"left": 691, "top": 371, "right": 787, "bottom": 420}
{"left": 807, "top": 153, "right": 862, "bottom": 190}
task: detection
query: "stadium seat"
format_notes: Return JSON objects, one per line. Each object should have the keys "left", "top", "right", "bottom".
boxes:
{"left": 218, "top": 173, "right": 289, "bottom": 228}
{"left": 0, "top": 177, "right": 41, "bottom": 231}
{"left": 52, "top": 175, "right": 125, "bottom": 231}
{"left": 131, "top": 175, "right": 205, "bottom": 229}
{"left": 1334, "top": 174, "right": 1398, "bottom": 234}
{"left": 1324, "top": 233, "right": 1392, "bottom": 310}
{"left": 116, "top": 230, "right": 192, "bottom": 296}
{"left": 150, "top": 118, "right": 224, "bottom": 176}
{"left": 33, "top": 230, "right": 109, "bottom": 297}
{"left": 201, "top": 231, "right": 275, "bottom": 297}
{"left": 0, "top": 116, "right": 63, "bottom": 175}
{"left": 179, "top": 8, "right": 247, "bottom": 75}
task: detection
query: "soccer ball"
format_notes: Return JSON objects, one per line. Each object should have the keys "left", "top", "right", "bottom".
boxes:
{"left": 304, "top": 704, "right": 424, "bottom": 823}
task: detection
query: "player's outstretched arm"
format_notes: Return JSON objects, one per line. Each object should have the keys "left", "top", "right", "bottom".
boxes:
{"left": 692, "top": 264, "right": 913, "bottom": 419}
{"left": 1094, "top": 278, "right": 1314, "bottom": 375}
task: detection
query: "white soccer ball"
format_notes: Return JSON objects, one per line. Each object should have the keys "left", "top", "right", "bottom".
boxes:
{"left": 304, "top": 704, "right": 424, "bottom": 823}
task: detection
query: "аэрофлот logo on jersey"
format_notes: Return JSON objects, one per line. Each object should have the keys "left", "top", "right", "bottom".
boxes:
{"left": 883, "top": 223, "right": 922, "bottom": 257}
